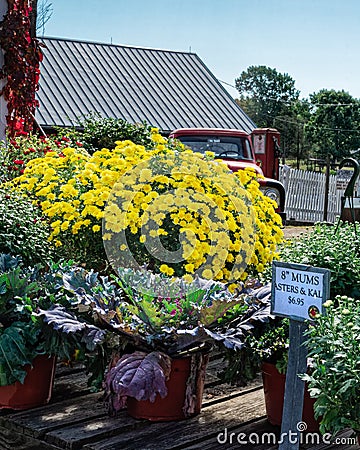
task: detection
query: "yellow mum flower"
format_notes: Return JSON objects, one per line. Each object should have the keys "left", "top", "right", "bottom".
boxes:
{"left": 202, "top": 269, "right": 213, "bottom": 279}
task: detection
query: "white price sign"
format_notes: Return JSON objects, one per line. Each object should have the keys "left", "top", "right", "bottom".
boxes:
{"left": 271, "top": 261, "right": 330, "bottom": 321}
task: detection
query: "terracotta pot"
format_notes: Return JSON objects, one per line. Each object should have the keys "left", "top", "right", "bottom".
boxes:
{"left": 261, "top": 362, "right": 320, "bottom": 432}
{"left": 0, "top": 354, "right": 56, "bottom": 410}
{"left": 127, "top": 352, "right": 209, "bottom": 421}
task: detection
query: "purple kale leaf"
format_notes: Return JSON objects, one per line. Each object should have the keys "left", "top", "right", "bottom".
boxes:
{"left": 37, "top": 305, "right": 106, "bottom": 350}
{"left": 104, "top": 351, "right": 172, "bottom": 415}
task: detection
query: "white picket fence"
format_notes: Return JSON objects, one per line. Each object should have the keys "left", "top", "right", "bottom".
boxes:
{"left": 279, "top": 166, "right": 344, "bottom": 223}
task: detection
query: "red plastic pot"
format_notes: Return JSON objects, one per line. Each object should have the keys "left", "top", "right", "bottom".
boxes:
{"left": 127, "top": 352, "right": 209, "bottom": 421}
{"left": 0, "top": 354, "right": 56, "bottom": 410}
{"left": 261, "top": 362, "right": 320, "bottom": 432}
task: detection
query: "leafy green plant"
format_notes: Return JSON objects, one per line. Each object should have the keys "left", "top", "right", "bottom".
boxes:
{"left": 253, "top": 222, "right": 360, "bottom": 381}
{"left": 75, "top": 112, "right": 154, "bottom": 153}
{"left": 215, "top": 284, "right": 289, "bottom": 385}
{"left": 246, "top": 317, "right": 289, "bottom": 374}
{"left": 0, "top": 188, "right": 53, "bottom": 265}
{"left": 302, "top": 296, "right": 360, "bottom": 436}
{"left": 0, "top": 255, "right": 78, "bottom": 385}
{"left": 270, "top": 222, "right": 360, "bottom": 298}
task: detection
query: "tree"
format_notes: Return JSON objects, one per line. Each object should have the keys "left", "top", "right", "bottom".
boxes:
{"left": 235, "top": 65, "right": 305, "bottom": 161}
{"left": 273, "top": 99, "right": 311, "bottom": 166}
{"left": 235, "top": 65, "right": 300, "bottom": 128}
{"left": 29, "top": 0, "right": 53, "bottom": 37}
{"left": 305, "top": 89, "right": 360, "bottom": 160}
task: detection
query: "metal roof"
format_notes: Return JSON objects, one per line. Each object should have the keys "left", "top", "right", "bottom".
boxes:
{"left": 35, "top": 37, "right": 256, "bottom": 133}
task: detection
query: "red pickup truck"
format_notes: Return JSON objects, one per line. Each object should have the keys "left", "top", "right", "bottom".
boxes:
{"left": 169, "top": 128, "right": 286, "bottom": 221}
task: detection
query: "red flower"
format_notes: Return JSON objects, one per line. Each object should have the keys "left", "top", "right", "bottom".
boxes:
{"left": 13, "top": 159, "right": 24, "bottom": 165}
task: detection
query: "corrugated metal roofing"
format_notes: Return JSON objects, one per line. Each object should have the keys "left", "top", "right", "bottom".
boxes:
{"left": 35, "top": 37, "right": 256, "bottom": 133}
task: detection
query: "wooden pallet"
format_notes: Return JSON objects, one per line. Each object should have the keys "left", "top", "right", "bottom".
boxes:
{"left": 0, "top": 360, "right": 358, "bottom": 450}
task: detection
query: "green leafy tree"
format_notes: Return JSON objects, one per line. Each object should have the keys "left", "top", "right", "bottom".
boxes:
{"left": 305, "top": 89, "right": 360, "bottom": 160}
{"left": 235, "top": 66, "right": 300, "bottom": 128}
{"left": 235, "top": 66, "right": 308, "bottom": 162}
{"left": 273, "top": 99, "right": 311, "bottom": 165}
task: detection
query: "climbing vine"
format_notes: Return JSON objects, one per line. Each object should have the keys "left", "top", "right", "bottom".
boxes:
{"left": 0, "top": 0, "right": 43, "bottom": 136}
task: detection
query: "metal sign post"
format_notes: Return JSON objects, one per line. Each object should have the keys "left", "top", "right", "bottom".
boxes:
{"left": 271, "top": 261, "right": 330, "bottom": 450}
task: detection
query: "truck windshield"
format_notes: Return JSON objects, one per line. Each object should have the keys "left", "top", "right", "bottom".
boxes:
{"left": 177, "top": 136, "right": 253, "bottom": 160}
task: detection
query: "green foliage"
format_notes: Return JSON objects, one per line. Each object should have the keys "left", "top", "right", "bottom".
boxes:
{"left": 254, "top": 222, "right": 360, "bottom": 380}
{"left": 235, "top": 65, "right": 300, "bottom": 128}
{"left": 276, "top": 222, "right": 360, "bottom": 298}
{"left": 75, "top": 112, "right": 155, "bottom": 153}
{"left": 274, "top": 99, "right": 311, "bottom": 163}
{"left": 235, "top": 65, "right": 311, "bottom": 161}
{"left": 0, "top": 188, "right": 53, "bottom": 266}
{"left": 39, "top": 266, "right": 275, "bottom": 391}
{"left": 0, "top": 254, "right": 79, "bottom": 385}
{"left": 0, "top": 322, "right": 40, "bottom": 385}
{"left": 305, "top": 89, "right": 360, "bottom": 160}
{"left": 302, "top": 296, "right": 360, "bottom": 435}
{"left": 246, "top": 317, "right": 289, "bottom": 374}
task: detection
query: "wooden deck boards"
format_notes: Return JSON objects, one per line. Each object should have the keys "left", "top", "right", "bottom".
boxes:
{"left": 0, "top": 361, "right": 358, "bottom": 450}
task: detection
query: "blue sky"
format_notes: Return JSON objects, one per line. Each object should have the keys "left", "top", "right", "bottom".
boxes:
{"left": 43, "top": 0, "right": 360, "bottom": 99}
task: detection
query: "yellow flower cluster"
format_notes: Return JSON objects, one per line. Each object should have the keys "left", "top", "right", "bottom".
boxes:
{"left": 12, "top": 129, "right": 283, "bottom": 284}
{"left": 103, "top": 149, "right": 256, "bottom": 284}
{"left": 235, "top": 168, "right": 284, "bottom": 275}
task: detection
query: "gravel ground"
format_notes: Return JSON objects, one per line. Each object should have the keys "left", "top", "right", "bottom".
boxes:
{"left": 282, "top": 225, "right": 313, "bottom": 239}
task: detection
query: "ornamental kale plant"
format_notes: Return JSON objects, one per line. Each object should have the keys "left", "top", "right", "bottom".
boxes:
{"left": 38, "top": 266, "right": 273, "bottom": 412}
{"left": 302, "top": 295, "right": 360, "bottom": 436}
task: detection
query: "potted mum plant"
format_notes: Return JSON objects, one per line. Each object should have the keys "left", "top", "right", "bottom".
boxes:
{"left": 246, "top": 315, "right": 320, "bottom": 431}
{"left": 302, "top": 295, "right": 360, "bottom": 441}
{"left": 12, "top": 128, "right": 283, "bottom": 281}
{"left": 38, "top": 265, "right": 272, "bottom": 421}
{"left": 0, "top": 254, "right": 77, "bottom": 410}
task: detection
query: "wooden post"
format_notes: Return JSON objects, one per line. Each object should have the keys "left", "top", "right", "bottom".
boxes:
{"left": 278, "top": 321, "right": 308, "bottom": 450}
{"left": 323, "top": 153, "right": 331, "bottom": 222}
